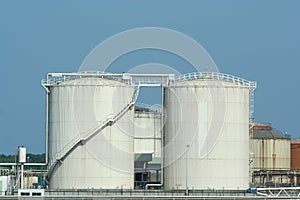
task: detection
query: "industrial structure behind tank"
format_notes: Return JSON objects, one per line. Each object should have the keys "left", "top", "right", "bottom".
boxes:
{"left": 0, "top": 71, "right": 300, "bottom": 197}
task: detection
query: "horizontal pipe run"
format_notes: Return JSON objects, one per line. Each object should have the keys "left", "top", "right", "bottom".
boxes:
{"left": 0, "top": 163, "right": 47, "bottom": 166}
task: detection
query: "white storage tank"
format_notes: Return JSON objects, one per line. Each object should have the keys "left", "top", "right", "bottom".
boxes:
{"left": 0, "top": 176, "right": 13, "bottom": 196}
{"left": 0, "top": 176, "right": 8, "bottom": 196}
{"left": 47, "top": 77, "right": 135, "bottom": 189}
{"left": 163, "top": 73, "right": 255, "bottom": 190}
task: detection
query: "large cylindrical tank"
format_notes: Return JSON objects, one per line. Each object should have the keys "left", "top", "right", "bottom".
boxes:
{"left": 163, "top": 78, "right": 251, "bottom": 190}
{"left": 48, "top": 77, "right": 134, "bottom": 189}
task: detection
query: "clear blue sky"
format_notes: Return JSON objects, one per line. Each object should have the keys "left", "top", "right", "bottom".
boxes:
{"left": 0, "top": 1, "right": 299, "bottom": 154}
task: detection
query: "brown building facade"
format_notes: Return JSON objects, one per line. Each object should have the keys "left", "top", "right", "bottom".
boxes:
{"left": 291, "top": 140, "right": 300, "bottom": 168}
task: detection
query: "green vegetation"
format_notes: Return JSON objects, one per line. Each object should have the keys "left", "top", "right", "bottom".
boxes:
{"left": 0, "top": 154, "right": 45, "bottom": 163}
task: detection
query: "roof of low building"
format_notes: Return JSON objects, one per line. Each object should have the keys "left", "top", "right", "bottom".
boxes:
{"left": 253, "top": 130, "right": 290, "bottom": 140}
{"left": 252, "top": 123, "right": 290, "bottom": 140}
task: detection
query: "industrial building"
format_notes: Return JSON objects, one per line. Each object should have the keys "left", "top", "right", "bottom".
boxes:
{"left": 291, "top": 139, "right": 300, "bottom": 168}
{"left": 291, "top": 139, "right": 300, "bottom": 184}
{"left": 251, "top": 123, "right": 293, "bottom": 187}
{"left": 134, "top": 104, "right": 162, "bottom": 189}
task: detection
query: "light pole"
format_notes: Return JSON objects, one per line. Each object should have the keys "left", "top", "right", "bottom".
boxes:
{"left": 185, "top": 144, "right": 190, "bottom": 196}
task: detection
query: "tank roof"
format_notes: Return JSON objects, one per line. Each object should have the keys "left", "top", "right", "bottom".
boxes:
{"left": 54, "top": 77, "right": 128, "bottom": 86}
{"left": 253, "top": 130, "right": 290, "bottom": 140}
{"left": 174, "top": 72, "right": 256, "bottom": 89}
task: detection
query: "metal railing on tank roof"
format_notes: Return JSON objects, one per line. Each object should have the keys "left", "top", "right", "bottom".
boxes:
{"left": 175, "top": 72, "right": 257, "bottom": 89}
{"left": 41, "top": 71, "right": 125, "bottom": 86}
{"left": 42, "top": 71, "right": 257, "bottom": 89}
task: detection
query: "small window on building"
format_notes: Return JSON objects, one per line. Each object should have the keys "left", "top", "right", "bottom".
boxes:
{"left": 32, "top": 192, "right": 42, "bottom": 196}
{"left": 20, "top": 192, "right": 30, "bottom": 196}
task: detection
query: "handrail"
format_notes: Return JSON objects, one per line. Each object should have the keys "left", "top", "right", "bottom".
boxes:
{"left": 46, "top": 86, "right": 139, "bottom": 180}
{"left": 257, "top": 187, "right": 300, "bottom": 197}
{"left": 175, "top": 72, "right": 256, "bottom": 88}
{"left": 42, "top": 71, "right": 256, "bottom": 90}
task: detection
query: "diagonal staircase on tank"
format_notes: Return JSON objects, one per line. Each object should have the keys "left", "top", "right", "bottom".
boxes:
{"left": 46, "top": 86, "right": 139, "bottom": 180}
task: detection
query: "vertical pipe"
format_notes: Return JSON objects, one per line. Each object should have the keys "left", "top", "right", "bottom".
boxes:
{"left": 154, "top": 111, "right": 156, "bottom": 156}
{"left": 40, "top": 165, "right": 43, "bottom": 186}
{"left": 144, "top": 86, "right": 164, "bottom": 189}
{"left": 45, "top": 86, "right": 49, "bottom": 165}
{"left": 272, "top": 140, "right": 276, "bottom": 169}
{"left": 20, "top": 164, "right": 24, "bottom": 189}
{"left": 161, "top": 85, "right": 164, "bottom": 187}
{"left": 185, "top": 145, "right": 189, "bottom": 195}
{"left": 14, "top": 148, "right": 18, "bottom": 190}
{"left": 294, "top": 171, "right": 297, "bottom": 186}
{"left": 262, "top": 139, "right": 264, "bottom": 169}
{"left": 249, "top": 123, "right": 254, "bottom": 186}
